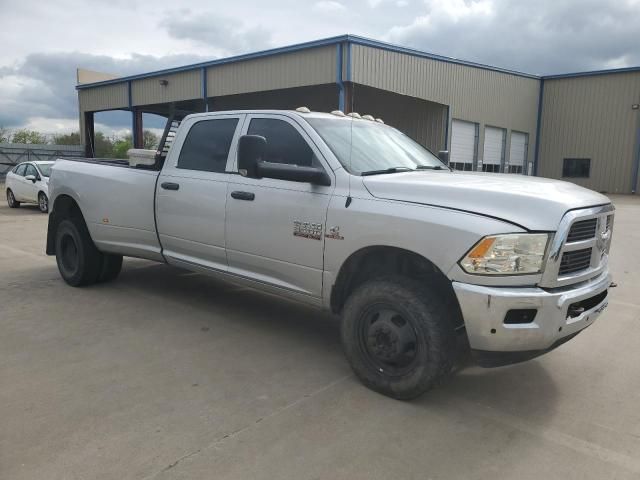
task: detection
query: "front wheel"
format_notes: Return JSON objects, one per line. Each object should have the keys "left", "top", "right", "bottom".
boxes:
{"left": 7, "top": 189, "right": 20, "bottom": 208}
{"left": 341, "top": 276, "right": 457, "bottom": 400}
{"left": 38, "top": 192, "right": 48, "bottom": 213}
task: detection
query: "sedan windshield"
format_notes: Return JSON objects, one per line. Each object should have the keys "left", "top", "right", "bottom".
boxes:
{"left": 306, "top": 117, "right": 445, "bottom": 175}
{"left": 36, "top": 163, "right": 53, "bottom": 177}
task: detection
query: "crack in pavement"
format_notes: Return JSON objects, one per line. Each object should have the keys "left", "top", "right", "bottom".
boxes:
{"left": 141, "top": 374, "right": 353, "bottom": 480}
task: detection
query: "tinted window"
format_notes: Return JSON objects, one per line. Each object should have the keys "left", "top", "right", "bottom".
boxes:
{"left": 563, "top": 158, "right": 590, "bottom": 178}
{"left": 25, "top": 164, "right": 38, "bottom": 177}
{"left": 14, "top": 164, "right": 26, "bottom": 176}
{"left": 177, "top": 118, "right": 238, "bottom": 173}
{"left": 248, "top": 118, "right": 316, "bottom": 167}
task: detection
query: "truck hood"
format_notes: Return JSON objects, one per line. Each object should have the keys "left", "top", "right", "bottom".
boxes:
{"left": 362, "top": 171, "right": 610, "bottom": 231}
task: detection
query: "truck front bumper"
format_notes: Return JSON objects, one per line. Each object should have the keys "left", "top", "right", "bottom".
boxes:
{"left": 452, "top": 272, "right": 611, "bottom": 367}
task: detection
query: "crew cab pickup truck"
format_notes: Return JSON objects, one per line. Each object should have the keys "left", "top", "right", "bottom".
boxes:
{"left": 46, "top": 109, "right": 614, "bottom": 399}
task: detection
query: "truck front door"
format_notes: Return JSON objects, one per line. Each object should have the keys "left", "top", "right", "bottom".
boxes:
{"left": 156, "top": 114, "right": 244, "bottom": 271}
{"left": 225, "top": 115, "right": 334, "bottom": 299}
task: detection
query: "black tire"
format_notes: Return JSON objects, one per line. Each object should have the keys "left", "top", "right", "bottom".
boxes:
{"left": 6, "top": 189, "right": 20, "bottom": 208}
{"left": 98, "top": 254, "right": 123, "bottom": 283}
{"left": 38, "top": 192, "right": 48, "bottom": 213}
{"left": 54, "top": 218, "right": 102, "bottom": 287}
{"left": 341, "top": 276, "right": 457, "bottom": 400}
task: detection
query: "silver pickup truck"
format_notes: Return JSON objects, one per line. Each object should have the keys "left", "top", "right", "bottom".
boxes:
{"left": 46, "top": 109, "right": 614, "bottom": 399}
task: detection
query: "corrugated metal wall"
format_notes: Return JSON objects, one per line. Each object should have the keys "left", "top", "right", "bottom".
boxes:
{"left": 538, "top": 72, "right": 640, "bottom": 194}
{"left": 351, "top": 84, "right": 447, "bottom": 152}
{"left": 207, "top": 46, "right": 336, "bottom": 97}
{"left": 78, "top": 83, "right": 128, "bottom": 112}
{"left": 132, "top": 70, "right": 201, "bottom": 106}
{"left": 349, "top": 45, "right": 540, "bottom": 169}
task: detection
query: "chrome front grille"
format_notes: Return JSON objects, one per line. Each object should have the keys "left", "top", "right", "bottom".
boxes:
{"left": 541, "top": 204, "right": 615, "bottom": 288}
{"left": 566, "top": 218, "right": 597, "bottom": 242}
{"left": 559, "top": 248, "right": 593, "bottom": 275}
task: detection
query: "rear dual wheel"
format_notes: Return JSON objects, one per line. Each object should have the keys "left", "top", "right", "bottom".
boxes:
{"left": 55, "top": 218, "right": 122, "bottom": 286}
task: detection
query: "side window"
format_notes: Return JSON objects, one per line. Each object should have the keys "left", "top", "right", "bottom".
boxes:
{"left": 14, "top": 164, "right": 26, "bottom": 176}
{"left": 177, "top": 118, "right": 239, "bottom": 173}
{"left": 248, "top": 118, "right": 317, "bottom": 167}
{"left": 25, "top": 164, "right": 38, "bottom": 177}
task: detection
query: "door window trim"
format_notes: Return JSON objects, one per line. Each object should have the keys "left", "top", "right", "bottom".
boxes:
{"left": 163, "top": 113, "right": 246, "bottom": 178}
{"left": 231, "top": 114, "right": 333, "bottom": 188}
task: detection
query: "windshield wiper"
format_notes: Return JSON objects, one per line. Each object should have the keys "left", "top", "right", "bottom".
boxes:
{"left": 415, "top": 165, "right": 450, "bottom": 171}
{"left": 360, "top": 166, "right": 415, "bottom": 176}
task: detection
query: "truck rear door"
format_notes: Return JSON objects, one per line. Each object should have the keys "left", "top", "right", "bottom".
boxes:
{"left": 225, "top": 114, "right": 334, "bottom": 299}
{"left": 155, "top": 114, "right": 244, "bottom": 271}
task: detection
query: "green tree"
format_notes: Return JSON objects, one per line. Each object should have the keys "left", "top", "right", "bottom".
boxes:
{"left": 92, "top": 132, "right": 115, "bottom": 158}
{"left": 11, "top": 129, "right": 48, "bottom": 144}
{"left": 142, "top": 130, "right": 159, "bottom": 150}
{"left": 53, "top": 132, "right": 81, "bottom": 145}
{"left": 0, "top": 126, "right": 10, "bottom": 143}
{"left": 112, "top": 135, "right": 133, "bottom": 159}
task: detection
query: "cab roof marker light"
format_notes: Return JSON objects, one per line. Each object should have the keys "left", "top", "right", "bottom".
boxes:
{"left": 375, "top": 118, "right": 384, "bottom": 124}
{"left": 295, "top": 106, "right": 311, "bottom": 113}
{"left": 347, "top": 112, "right": 362, "bottom": 119}
{"left": 330, "top": 110, "right": 346, "bottom": 116}
{"left": 362, "top": 114, "right": 375, "bottom": 121}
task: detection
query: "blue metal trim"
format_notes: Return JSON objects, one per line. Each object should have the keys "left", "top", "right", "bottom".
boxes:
{"left": 631, "top": 114, "right": 640, "bottom": 194}
{"left": 345, "top": 41, "right": 352, "bottom": 82}
{"left": 77, "top": 33, "right": 544, "bottom": 91}
{"left": 201, "top": 67, "right": 208, "bottom": 112}
{"left": 336, "top": 43, "right": 345, "bottom": 111}
{"left": 346, "top": 35, "right": 539, "bottom": 79}
{"left": 532, "top": 78, "right": 545, "bottom": 176}
{"left": 77, "top": 35, "right": 351, "bottom": 90}
{"left": 543, "top": 65, "right": 640, "bottom": 80}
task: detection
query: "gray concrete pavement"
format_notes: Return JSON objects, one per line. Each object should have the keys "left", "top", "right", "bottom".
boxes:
{"left": 1, "top": 195, "right": 639, "bottom": 480}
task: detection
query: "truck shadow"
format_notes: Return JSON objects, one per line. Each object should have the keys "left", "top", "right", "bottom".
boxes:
{"left": 110, "top": 261, "right": 559, "bottom": 420}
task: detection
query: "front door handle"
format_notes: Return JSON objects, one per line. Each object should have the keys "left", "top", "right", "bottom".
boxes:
{"left": 230, "top": 191, "right": 255, "bottom": 201}
{"left": 161, "top": 182, "right": 180, "bottom": 191}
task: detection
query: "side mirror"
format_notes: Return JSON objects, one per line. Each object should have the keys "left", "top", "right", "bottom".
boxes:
{"left": 257, "top": 162, "right": 331, "bottom": 186}
{"left": 25, "top": 174, "right": 36, "bottom": 182}
{"left": 237, "top": 135, "right": 267, "bottom": 178}
{"left": 438, "top": 150, "right": 449, "bottom": 165}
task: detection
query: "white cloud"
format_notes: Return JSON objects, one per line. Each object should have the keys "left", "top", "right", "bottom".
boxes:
{"left": 313, "top": 1, "right": 346, "bottom": 13}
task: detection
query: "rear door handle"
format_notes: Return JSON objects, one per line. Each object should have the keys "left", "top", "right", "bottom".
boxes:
{"left": 161, "top": 182, "right": 179, "bottom": 191}
{"left": 230, "top": 191, "right": 255, "bottom": 201}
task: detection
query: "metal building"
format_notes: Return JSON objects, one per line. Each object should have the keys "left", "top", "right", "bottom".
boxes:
{"left": 76, "top": 34, "right": 640, "bottom": 194}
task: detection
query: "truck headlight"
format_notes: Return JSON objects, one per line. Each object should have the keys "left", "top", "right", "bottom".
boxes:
{"left": 460, "top": 233, "right": 549, "bottom": 275}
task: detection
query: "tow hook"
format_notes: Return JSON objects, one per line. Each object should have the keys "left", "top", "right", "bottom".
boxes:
{"left": 610, "top": 282, "right": 618, "bottom": 288}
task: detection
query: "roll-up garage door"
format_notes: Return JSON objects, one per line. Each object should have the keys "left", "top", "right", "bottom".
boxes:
{"left": 482, "top": 126, "right": 505, "bottom": 172}
{"left": 449, "top": 120, "right": 476, "bottom": 171}
{"left": 507, "top": 131, "right": 528, "bottom": 174}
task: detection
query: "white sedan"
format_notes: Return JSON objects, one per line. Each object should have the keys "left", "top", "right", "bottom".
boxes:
{"left": 5, "top": 161, "right": 54, "bottom": 213}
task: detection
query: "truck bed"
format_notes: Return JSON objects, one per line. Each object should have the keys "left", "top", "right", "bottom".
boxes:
{"left": 50, "top": 159, "right": 164, "bottom": 261}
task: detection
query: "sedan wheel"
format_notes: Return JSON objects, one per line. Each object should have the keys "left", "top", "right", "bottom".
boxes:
{"left": 38, "top": 192, "right": 49, "bottom": 213}
{"left": 6, "top": 189, "right": 20, "bottom": 208}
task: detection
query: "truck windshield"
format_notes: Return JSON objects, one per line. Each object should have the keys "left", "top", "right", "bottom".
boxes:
{"left": 306, "top": 117, "right": 445, "bottom": 175}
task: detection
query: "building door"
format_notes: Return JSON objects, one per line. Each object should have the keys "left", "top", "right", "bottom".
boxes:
{"left": 449, "top": 120, "right": 477, "bottom": 171}
{"left": 507, "top": 131, "right": 528, "bottom": 174}
{"left": 482, "top": 126, "right": 506, "bottom": 172}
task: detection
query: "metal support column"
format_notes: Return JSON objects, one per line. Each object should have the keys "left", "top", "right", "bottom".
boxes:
{"left": 84, "top": 111, "right": 95, "bottom": 157}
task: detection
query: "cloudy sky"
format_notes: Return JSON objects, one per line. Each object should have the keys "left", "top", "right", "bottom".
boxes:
{"left": 1, "top": 0, "right": 639, "bottom": 136}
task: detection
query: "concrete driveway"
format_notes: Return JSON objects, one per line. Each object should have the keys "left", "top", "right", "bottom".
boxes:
{"left": 1, "top": 194, "right": 639, "bottom": 480}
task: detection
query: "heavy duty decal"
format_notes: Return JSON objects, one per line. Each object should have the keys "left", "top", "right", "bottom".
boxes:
{"left": 293, "top": 221, "right": 323, "bottom": 240}
{"left": 325, "top": 226, "right": 344, "bottom": 240}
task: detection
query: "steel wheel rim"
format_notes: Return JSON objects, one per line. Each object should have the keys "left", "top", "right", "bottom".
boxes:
{"left": 60, "top": 234, "right": 79, "bottom": 275}
{"left": 356, "top": 303, "right": 421, "bottom": 376}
